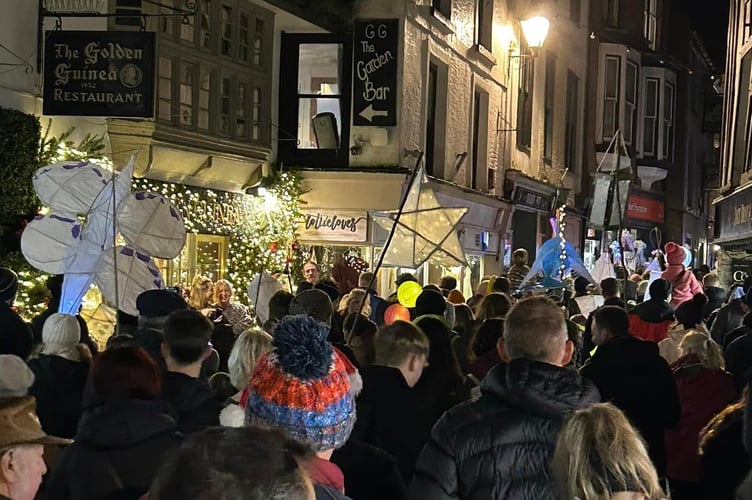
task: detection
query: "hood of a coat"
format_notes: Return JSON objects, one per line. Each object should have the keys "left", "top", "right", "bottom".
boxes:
{"left": 75, "top": 398, "right": 178, "bottom": 449}
{"left": 480, "top": 358, "right": 600, "bottom": 419}
{"left": 633, "top": 299, "right": 675, "bottom": 323}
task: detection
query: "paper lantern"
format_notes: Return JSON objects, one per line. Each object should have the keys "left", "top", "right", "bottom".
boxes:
{"left": 397, "top": 281, "right": 422, "bottom": 308}
{"left": 384, "top": 303, "right": 411, "bottom": 325}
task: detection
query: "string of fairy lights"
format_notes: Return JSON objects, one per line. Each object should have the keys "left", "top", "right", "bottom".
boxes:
{"left": 557, "top": 205, "right": 568, "bottom": 281}
{"left": 132, "top": 172, "right": 305, "bottom": 303}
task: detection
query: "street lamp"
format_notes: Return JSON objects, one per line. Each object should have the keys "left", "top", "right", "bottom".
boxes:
{"left": 520, "top": 16, "right": 550, "bottom": 50}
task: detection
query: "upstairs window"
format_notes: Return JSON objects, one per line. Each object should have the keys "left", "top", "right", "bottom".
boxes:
{"left": 604, "top": 0, "right": 619, "bottom": 27}
{"left": 643, "top": 77, "right": 660, "bottom": 157}
{"left": 624, "top": 61, "right": 638, "bottom": 145}
{"left": 477, "top": 0, "right": 493, "bottom": 51}
{"left": 433, "top": 0, "right": 452, "bottom": 19}
{"left": 517, "top": 39, "right": 534, "bottom": 150}
{"left": 644, "top": 0, "right": 659, "bottom": 49}
{"left": 663, "top": 82, "right": 674, "bottom": 160}
{"left": 543, "top": 53, "right": 556, "bottom": 162}
{"left": 602, "top": 55, "right": 621, "bottom": 141}
{"left": 565, "top": 70, "right": 579, "bottom": 171}
{"left": 278, "top": 34, "right": 352, "bottom": 167}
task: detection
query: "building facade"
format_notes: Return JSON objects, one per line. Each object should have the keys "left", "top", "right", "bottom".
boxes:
{"left": 582, "top": 0, "right": 718, "bottom": 270}
{"left": 715, "top": 0, "right": 752, "bottom": 287}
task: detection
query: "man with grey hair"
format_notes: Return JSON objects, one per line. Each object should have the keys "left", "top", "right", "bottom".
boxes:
{"left": 409, "top": 296, "right": 600, "bottom": 499}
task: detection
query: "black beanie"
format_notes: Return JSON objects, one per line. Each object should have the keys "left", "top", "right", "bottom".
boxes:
{"left": 649, "top": 279, "right": 672, "bottom": 301}
{"left": 675, "top": 293, "right": 708, "bottom": 328}
{"left": 0, "top": 268, "right": 18, "bottom": 303}
{"left": 415, "top": 289, "right": 447, "bottom": 317}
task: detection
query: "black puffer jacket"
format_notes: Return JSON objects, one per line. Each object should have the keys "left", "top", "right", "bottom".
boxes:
{"left": 710, "top": 298, "right": 746, "bottom": 345}
{"left": 409, "top": 358, "right": 600, "bottom": 500}
{"left": 47, "top": 399, "right": 182, "bottom": 500}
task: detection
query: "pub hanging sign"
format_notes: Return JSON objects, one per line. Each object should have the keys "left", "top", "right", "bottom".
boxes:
{"left": 43, "top": 31, "right": 155, "bottom": 117}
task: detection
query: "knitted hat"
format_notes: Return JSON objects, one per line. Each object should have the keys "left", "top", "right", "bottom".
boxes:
{"left": 136, "top": 289, "right": 188, "bottom": 317}
{"left": 446, "top": 289, "right": 465, "bottom": 305}
{"left": 674, "top": 293, "right": 708, "bottom": 328}
{"left": 289, "top": 289, "right": 334, "bottom": 324}
{"left": 664, "top": 242, "right": 686, "bottom": 266}
{"left": 574, "top": 276, "right": 590, "bottom": 294}
{"left": 415, "top": 289, "right": 447, "bottom": 317}
{"left": 247, "top": 315, "right": 356, "bottom": 452}
{"left": 0, "top": 268, "right": 18, "bottom": 302}
{"left": 0, "top": 355, "right": 34, "bottom": 398}
{"left": 649, "top": 279, "right": 672, "bottom": 301}
{"left": 42, "top": 313, "right": 81, "bottom": 346}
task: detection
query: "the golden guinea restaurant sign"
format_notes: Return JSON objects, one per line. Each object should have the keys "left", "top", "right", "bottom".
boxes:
{"left": 43, "top": 31, "right": 155, "bottom": 117}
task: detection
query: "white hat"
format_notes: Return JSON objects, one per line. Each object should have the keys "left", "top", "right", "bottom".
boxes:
{"left": 0, "top": 355, "right": 35, "bottom": 398}
{"left": 42, "top": 313, "right": 81, "bottom": 346}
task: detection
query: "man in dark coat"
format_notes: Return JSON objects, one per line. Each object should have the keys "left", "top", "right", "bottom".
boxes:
{"left": 581, "top": 305, "right": 680, "bottom": 478}
{"left": 409, "top": 296, "right": 600, "bottom": 500}
{"left": 160, "top": 309, "right": 220, "bottom": 433}
{"left": 710, "top": 276, "right": 752, "bottom": 344}
{"left": 0, "top": 268, "right": 33, "bottom": 360}
{"left": 701, "top": 273, "right": 726, "bottom": 320}
{"left": 133, "top": 289, "right": 189, "bottom": 367}
{"left": 352, "top": 321, "right": 431, "bottom": 482}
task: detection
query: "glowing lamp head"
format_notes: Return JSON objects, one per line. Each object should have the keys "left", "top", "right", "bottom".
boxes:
{"left": 521, "top": 16, "right": 550, "bottom": 49}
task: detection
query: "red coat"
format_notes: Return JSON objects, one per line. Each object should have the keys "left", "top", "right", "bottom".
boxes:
{"left": 629, "top": 315, "right": 673, "bottom": 343}
{"left": 665, "top": 355, "right": 736, "bottom": 481}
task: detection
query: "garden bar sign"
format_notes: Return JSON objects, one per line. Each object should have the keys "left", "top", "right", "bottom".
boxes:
{"left": 353, "top": 19, "right": 398, "bottom": 126}
{"left": 43, "top": 31, "right": 155, "bottom": 117}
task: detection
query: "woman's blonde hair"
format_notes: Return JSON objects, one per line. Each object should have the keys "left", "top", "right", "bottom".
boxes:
{"left": 680, "top": 332, "right": 724, "bottom": 370}
{"left": 188, "top": 275, "right": 213, "bottom": 310}
{"left": 552, "top": 403, "right": 664, "bottom": 500}
{"left": 227, "top": 328, "right": 273, "bottom": 390}
{"left": 338, "top": 289, "right": 371, "bottom": 317}
{"left": 213, "top": 279, "right": 233, "bottom": 303}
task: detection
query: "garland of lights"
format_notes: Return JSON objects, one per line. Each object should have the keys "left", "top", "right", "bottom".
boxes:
{"left": 133, "top": 172, "right": 304, "bottom": 304}
{"left": 557, "top": 205, "right": 567, "bottom": 281}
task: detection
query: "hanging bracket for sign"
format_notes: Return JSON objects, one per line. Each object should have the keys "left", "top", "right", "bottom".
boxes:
{"left": 38, "top": 0, "right": 196, "bottom": 71}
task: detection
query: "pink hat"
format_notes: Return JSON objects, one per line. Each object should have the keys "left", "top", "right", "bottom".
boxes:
{"left": 664, "top": 242, "right": 685, "bottom": 266}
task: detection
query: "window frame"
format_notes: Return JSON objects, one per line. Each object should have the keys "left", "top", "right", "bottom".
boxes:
{"left": 602, "top": 54, "right": 621, "bottom": 142}
{"left": 642, "top": 77, "right": 660, "bottom": 157}
{"left": 624, "top": 60, "right": 638, "bottom": 145}
{"left": 643, "top": 0, "right": 659, "bottom": 49}
{"left": 278, "top": 33, "right": 353, "bottom": 168}
{"left": 663, "top": 81, "right": 675, "bottom": 161}
{"left": 432, "top": 0, "right": 452, "bottom": 20}
{"left": 153, "top": 0, "right": 273, "bottom": 147}
{"left": 565, "top": 70, "right": 579, "bottom": 172}
{"left": 603, "top": 0, "right": 619, "bottom": 28}
{"left": 477, "top": 0, "right": 493, "bottom": 52}
{"left": 516, "top": 38, "right": 534, "bottom": 151}
{"left": 543, "top": 52, "right": 556, "bottom": 163}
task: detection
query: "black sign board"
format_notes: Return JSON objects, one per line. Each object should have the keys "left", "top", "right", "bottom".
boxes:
{"left": 514, "top": 186, "right": 554, "bottom": 212}
{"left": 43, "top": 31, "right": 155, "bottom": 117}
{"left": 353, "top": 19, "right": 398, "bottom": 126}
{"left": 716, "top": 186, "right": 752, "bottom": 242}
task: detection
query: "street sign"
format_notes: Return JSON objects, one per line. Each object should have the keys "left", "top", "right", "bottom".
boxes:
{"left": 43, "top": 31, "right": 155, "bottom": 117}
{"left": 353, "top": 19, "right": 399, "bottom": 126}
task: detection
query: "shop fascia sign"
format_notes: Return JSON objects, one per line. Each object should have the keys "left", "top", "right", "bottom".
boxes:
{"left": 717, "top": 186, "right": 752, "bottom": 241}
{"left": 299, "top": 210, "right": 368, "bottom": 242}
{"left": 43, "top": 30, "right": 155, "bottom": 117}
{"left": 625, "top": 194, "right": 664, "bottom": 224}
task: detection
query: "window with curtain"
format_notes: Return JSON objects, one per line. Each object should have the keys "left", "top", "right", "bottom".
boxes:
{"left": 643, "top": 77, "right": 659, "bottom": 157}
{"left": 624, "top": 61, "right": 638, "bottom": 145}
{"left": 565, "top": 70, "right": 579, "bottom": 171}
{"left": 663, "top": 82, "right": 674, "bottom": 160}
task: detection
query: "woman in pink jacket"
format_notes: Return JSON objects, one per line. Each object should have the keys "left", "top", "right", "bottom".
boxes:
{"left": 661, "top": 242, "right": 703, "bottom": 308}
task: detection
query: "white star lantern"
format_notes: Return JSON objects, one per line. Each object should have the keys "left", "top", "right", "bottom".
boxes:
{"left": 372, "top": 167, "right": 468, "bottom": 268}
{"left": 21, "top": 155, "right": 186, "bottom": 316}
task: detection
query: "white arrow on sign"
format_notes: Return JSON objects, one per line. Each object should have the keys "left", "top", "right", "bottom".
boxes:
{"left": 359, "top": 104, "right": 388, "bottom": 122}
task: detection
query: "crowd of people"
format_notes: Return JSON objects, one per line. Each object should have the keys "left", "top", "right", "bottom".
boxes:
{"left": 1, "top": 242, "right": 752, "bottom": 499}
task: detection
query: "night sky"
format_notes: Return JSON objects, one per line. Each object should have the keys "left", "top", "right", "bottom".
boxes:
{"left": 689, "top": 0, "right": 730, "bottom": 69}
